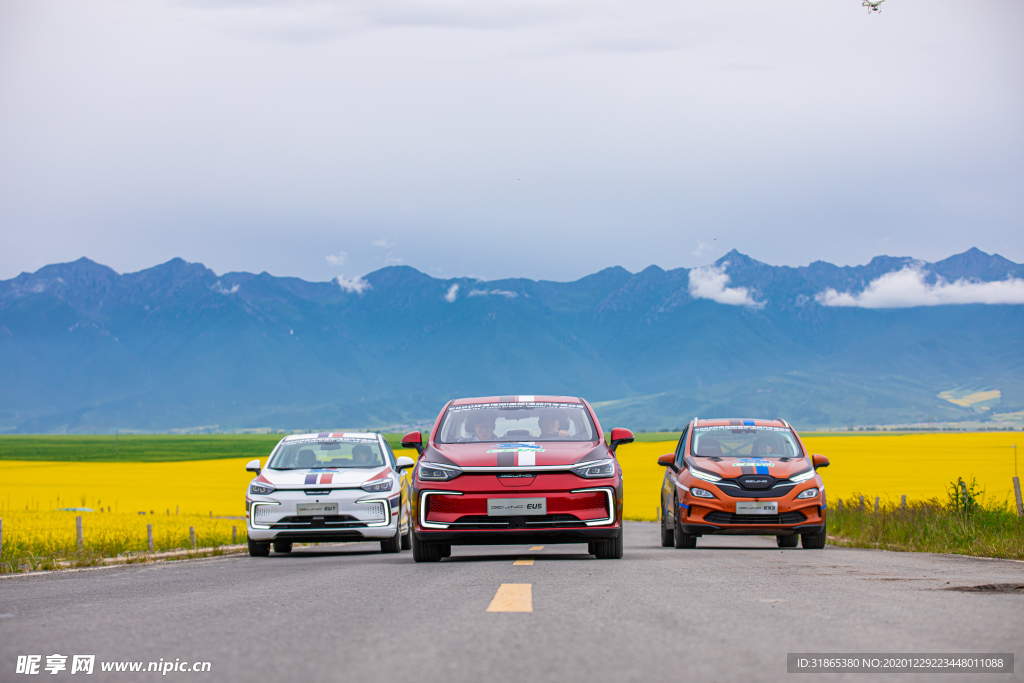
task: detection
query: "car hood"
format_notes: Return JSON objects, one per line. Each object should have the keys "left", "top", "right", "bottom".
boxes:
{"left": 688, "top": 456, "right": 813, "bottom": 481}
{"left": 428, "top": 441, "right": 607, "bottom": 468}
{"left": 257, "top": 466, "right": 390, "bottom": 488}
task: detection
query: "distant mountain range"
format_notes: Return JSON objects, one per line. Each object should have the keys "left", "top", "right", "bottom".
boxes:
{"left": 1, "top": 248, "right": 1022, "bottom": 433}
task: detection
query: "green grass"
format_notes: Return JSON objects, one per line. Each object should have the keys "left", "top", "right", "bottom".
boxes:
{"left": 827, "top": 481, "right": 1024, "bottom": 560}
{"left": 0, "top": 435, "right": 285, "bottom": 462}
{"left": 0, "top": 434, "right": 419, "bottom": 462}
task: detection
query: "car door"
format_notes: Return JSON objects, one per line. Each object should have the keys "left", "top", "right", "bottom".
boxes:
{"left": 663, "top": 424, "right": 690, "bottom": 523}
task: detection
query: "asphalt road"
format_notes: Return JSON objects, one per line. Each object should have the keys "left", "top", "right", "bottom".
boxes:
{"left": 1, "top": 522, "right": 1021, "bottom": 683}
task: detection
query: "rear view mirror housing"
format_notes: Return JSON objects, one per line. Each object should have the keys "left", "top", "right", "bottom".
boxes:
{"left": 657, "top": 453, "right": 677, "bottom": 472}
{"left": 812, "top": 454, "right": 830, "bottom": 469}
{"left": 245, "top": 459, "right": 261, "bottom": 474}
{"left": 395, "top": 456, "right": 416, "bottom": 471}
{"left": 401, "top": 431, "right": 425, "bottom": 455}
{"left": 609, "top": 427, "right": 635, "bottom": 452}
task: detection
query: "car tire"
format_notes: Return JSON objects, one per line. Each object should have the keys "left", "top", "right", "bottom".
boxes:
{"left": 801, "top": 531, "right": 827, "bottom": 549}
{"left": 673, "top": 501, "right": 697, "bottom": 549}
{"left": 587, "top": 541, "right": 597, "bottom": 556}
{"left": 594, "top": 528, "right": 624, "bottom": 559}
{"left": 660, "top": 501, "right": 674, "bottom": 547}
{"left": 381, "top": 524, "right": 402, "bottom": 554}
{"left": 440, "top": 544, "right": 452, "bottom": 558}
{"left": 247, "top": 539, "right": 270, "bottom": 557}
{"left": 412, "top": 533, "right": 444, "bottom": 562}
{"left": 776, "top": 534, "right": 799, "bottom": 548}
{"left": 272, "top": 540, "right": 293, "bottom": 554}
{"left": 400, "top": 519, "right": 412, "bottom": 551}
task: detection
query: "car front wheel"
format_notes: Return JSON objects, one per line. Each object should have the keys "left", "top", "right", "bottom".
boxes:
{"left": 593, "top": 528, "right": 623, "bottom": 559}
{"left": 381, "top": 523, "right": 402, "bottom": 553}
{"left": 776, "top": 534, "right": 799, "bottom": 548}
{"left": 660, "top": 500, "right": 674, "bottom": 547}
{"left": 412, "top": 533, "right": 445, "bottom": 562}
{"left": 673, "top": 500, "right": 697, "bottom": 549}
{"left": 248, "top": 539, "right": 270, "bottom": 557}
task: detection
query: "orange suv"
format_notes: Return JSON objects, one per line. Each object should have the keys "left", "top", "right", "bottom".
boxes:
{"left": 657, "top": 418, "right": 829, "bottom": 549}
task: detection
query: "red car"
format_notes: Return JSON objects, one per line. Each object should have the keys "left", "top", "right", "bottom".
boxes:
{"left": 402, "top": 395, "right": 632, "bottom": 562}
{"left": 658, "top": 418, "right": 829, "bottom": 549}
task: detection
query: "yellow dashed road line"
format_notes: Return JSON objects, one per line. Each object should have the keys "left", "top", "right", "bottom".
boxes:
{"left": 529, "top": 545, "right": 544, "bottom": 550}
{"left": 487, "top": 583, "right": 533, "bottom": 612}
{"left": 513, "top": 557, "right": 534, "bottom": 566}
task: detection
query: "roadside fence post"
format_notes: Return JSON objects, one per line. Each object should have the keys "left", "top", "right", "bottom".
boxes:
{"left": 0, "top": 518, "right": 4, "bottom": 558}
{"left": 656, "top": 507, "right": 660, "bottom": 522}
{"left": 859, "top": 495, "right": 865, "bottom": 512}
{"left": 836, "top": 499, "right": 843, "bottom": 512}
{"left": 1013, "top": 477, "right": 1023, "bottom": 518}
{"left": 147, "top": 524, "right": 154, "bottom": 552}
{"left": 874, "top": 497, "right": 879, "bottom": 513}
{"left": 900, "top": 495, "right": 906, "bottom": 510}
{"left": 209, "top": 511, "right": 212, "bottom": 519}
{"left": 189, "top": 527, "right": 196, "bottom": 549}
{"left": 176, "top": 505, "right": 179, "bottom": 516}
{"left": 232, "top": 526, "right": 237, "bottom": 544}
{"left": 76, "top": 516, "right": 83, "bottom": 551}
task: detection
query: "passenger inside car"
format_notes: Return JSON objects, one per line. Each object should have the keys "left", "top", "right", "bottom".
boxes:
{"left": 538, "top": 410, "right": 570, "bottom": 439}
{"left": 752, "top": 437, "right": 778, "bottom": 456}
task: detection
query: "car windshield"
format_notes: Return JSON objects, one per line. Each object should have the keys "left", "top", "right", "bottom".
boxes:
{"left": 437, "top": 402, "right": 598, "bottom": 443}
{"left": 691, "top": 426, "right": 803, "bottom": 459}
{"left": 268, "top": 436, "right": 385, "bottom": 469}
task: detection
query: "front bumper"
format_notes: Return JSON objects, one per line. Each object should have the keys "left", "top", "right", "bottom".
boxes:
{"left": 679, "top": 483, "right": 826, "bottom": 536}
{"left": 412, "top": 473, "right": 622, "bottom": 546}
{"left": 246, "top": 488, "right": 401, "bottom": 542}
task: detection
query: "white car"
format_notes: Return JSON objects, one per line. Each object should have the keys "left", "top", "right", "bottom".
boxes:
{"left": 245, "top": 432, "right": 415, "bottom": 556}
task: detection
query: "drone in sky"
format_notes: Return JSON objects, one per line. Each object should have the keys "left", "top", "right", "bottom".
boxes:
{"left": 863, "top": 0, "right": 885, "bottom": 12}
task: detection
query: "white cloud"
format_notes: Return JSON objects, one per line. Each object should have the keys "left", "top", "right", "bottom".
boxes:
{"left": 816, "top": 267, "right": 1024, "bottom": 308}
{"left": 468, "top": 288, "right": 518, "bottom": 298}
{"left": 335, "top": 274, "right": 371, "bottom": 294}
{"left": 444, "top": 284, "right": 459, "bottom": 302}
{"left": 325, "top": 251, "right": 347, "bottom": 266}
{"left": 372, "top": 239, "right": 396, "bottom": 249}
{"left": 212, "top": 281, "right": 240, "bottom": 295}
{"left": 687, "top": 264, "right": 763, "bottom": 308}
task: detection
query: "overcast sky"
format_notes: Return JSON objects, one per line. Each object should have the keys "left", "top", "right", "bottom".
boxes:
{"left": 0, "top": 0, "right": 1021, "bottom": 283}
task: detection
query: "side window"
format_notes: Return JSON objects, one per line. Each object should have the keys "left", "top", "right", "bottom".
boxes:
{"left": 382, "top": 438, "right": 397, "bottom": 469}
{"left": 674, "top": 425, "right": 690, "bottom": 468}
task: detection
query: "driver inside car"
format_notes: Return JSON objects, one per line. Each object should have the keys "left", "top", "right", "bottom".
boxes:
{"left": 465, "top": 413, "right": 497, "bottom": 441}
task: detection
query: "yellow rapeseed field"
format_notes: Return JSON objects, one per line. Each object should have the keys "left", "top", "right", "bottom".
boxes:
{"left": 0, "top": 433, "right": 1019, "bottom": 569}
{"left": 616, "top": 433, "right": 1023, "bottom": 521}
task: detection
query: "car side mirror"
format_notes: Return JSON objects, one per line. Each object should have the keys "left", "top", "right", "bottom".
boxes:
{"left": 401, "top": 431, "right": 425, "bottom": 455}
{"left": 657, "top": 453, "right": 678, "bottom": 472}
{"left": 245, "top": 459, "right": 261, "bottom": 474}
{"left": 395, "top": 456, "right": 416, "bottom": 471}
{"left": 812, "top": 454, "right": 830, "bottom": 469}
{"left": 609, "top": 427, "right": 635, "bottom": 453}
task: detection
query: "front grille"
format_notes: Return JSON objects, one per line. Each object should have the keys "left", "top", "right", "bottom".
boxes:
{"left": 448, "top": 514, "right": 583, "bottom": 528}
{"left": 267, "top": 514, "right": 369, "bottom": 529}
{"left": 704, "top": 511, "right": 807, "bottom": 525}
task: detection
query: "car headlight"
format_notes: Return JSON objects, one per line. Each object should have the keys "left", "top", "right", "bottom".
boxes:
{"left": 249, "top": 482, "right": 276, "bottom": 495}
{"left": 790, "top": 469, "right": 816, "bottom": 483}
{"left": 417, "top": 463, "right": 463, "bottom": 481}
{"left": 689, "top": 467, "right": 721, "bottom": 483}
{"left": 570, "top": 459, "right": 616, "bottom": 479}
{"left": 796, "top": 487, "right": 819, "bottom": 499}
{"left": 690, "top": 487, "right": 715, "bottom": 499}
{"left": 361, "top": 479, "right": 394, "bottom": 492}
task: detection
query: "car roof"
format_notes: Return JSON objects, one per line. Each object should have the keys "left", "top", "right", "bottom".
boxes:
{"left": 450, "top": 395, "right": 582, "bottom": 405}
{"left": 282, "top": 431, "right": 381, "bottom": 441}
{"left": 694, "top": 418, "right": 789, "bottom": 429}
